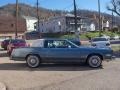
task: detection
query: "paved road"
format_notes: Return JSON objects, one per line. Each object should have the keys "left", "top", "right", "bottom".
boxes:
{"left": 110, "top": 40, "right": 120, "bottom": 44}
{"left": 0, "top": 50, "right": 120, "bottom": 90}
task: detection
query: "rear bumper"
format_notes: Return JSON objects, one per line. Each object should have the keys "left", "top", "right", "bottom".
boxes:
{"left": 10, "top": 56, "right": 25, "bottom": 61}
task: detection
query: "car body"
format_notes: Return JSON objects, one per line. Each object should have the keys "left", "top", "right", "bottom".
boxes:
{"left": 7, "top": 39, "right": 27, "bottom": 55}
{"left": 11, "top": 38, "right": 114, "bottom": 68}
{"left": 1, "top": 39, "right": 11, "bottom": 50}
{"left": 91, "top": 37, "right": 111, "bottom": 48}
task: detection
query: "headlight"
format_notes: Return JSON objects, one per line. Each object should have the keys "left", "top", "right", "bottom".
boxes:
{"left": 106, "top": 43, "right": 110, "bottom": 46}
{"left": 92, "top": 43, "right": 96, "bottom": 46}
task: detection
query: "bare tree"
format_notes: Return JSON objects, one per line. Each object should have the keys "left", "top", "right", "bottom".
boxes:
{"left": 107, "top": 0, "right": 120, "bottom": 16}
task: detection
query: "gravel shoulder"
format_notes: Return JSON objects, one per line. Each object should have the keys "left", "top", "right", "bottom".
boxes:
{"left": 0, "top": 56, "right": 119, "bottom": 90}
{"left": 0, "top": 82, "right": 6, "bottom": 90}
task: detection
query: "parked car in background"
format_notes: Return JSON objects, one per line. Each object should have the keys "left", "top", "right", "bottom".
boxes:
{"left": 11, "top": 38, "right": 114, "bottom": 68}
{"left": 101, "top": 35, "right": 110, "bottom": 40}
{"left": 1, "top": 39, "right": 11, "bottom": 50}
{"left": 110, "top": 35, "right": 119, "bottom": 40}
{"left": 91, "top": 37, "right": 111, "bottom": 48}
{"left": 7, "top": 39, "right": 27, "bottom": 55}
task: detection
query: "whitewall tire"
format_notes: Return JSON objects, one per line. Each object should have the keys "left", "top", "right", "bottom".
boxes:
{"left": 26, "top": 55, "right": 40, "bottom": 68}
{"left": 88, "top": 55, "right": 102, "bottom": 68}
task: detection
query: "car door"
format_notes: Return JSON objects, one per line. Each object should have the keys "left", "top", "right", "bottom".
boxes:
{"left": 44, "top": 40, "right": 82, "bottom": 63}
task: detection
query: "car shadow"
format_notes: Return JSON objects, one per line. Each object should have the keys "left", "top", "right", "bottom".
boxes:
{"left": 114, "top": 51, "right": 120, "bottom": 58}
{"left": 0, "top": 63, "right": 103, "bottom": 71}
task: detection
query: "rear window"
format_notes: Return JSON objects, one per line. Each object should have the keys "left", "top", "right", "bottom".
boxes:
{"left": 4, "top": 40, "right": 10, "bottom": 42}
{"left": 92, "top": 38, "right": 108, "bottom": 42}
{"left": 11, "top": 39, "right": 26, "bottom": 43}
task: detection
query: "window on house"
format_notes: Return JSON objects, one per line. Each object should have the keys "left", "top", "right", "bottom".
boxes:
{"left": 34, "top": 25, "right": 36, "bottom": 29}
{"left": 11, "top": 24, "right": 14, "bottom": 27}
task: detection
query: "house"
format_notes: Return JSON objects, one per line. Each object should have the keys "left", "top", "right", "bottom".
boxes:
{"left": 0, "top": 15, "right": 26, "bottom": 39}
{"left": 37, "top": 14, "right": 95, "bottom": 33}
{"left": 22, "top": 16, "right": 38, "bottom": 32}
{"left": 37, "top": 14, "right": 100, "bottom": 34}
{"left": 80, "top": 19, "right": 97, "bottom": 32}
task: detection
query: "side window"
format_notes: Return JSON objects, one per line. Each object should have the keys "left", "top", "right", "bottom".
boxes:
{"left": 47, "top": 40, "right": 72, "bottom": 48}
{"left": 47, "top": 40, "right": 55, "bottom": 48}
{"left": 53, "top": 40, "right": 69, "bottom": 48}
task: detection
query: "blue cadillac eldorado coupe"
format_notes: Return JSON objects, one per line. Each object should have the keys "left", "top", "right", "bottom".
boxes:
{"left": 10, "top": 38, "right": 114, "bottom": 68}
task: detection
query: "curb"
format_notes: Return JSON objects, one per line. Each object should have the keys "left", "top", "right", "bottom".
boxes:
{"left": 0, "top": 82, "right": 6, "bottom": 90}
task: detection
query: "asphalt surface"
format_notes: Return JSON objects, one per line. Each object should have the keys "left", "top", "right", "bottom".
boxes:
{"left": 110, "top": 40, "right": 120, "bottom": 44}
{"left": 0, "top": 49, "right": 120, "bottom": 90}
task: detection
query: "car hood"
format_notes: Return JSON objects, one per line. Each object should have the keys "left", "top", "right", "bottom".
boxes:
{"left": 91, "top": 41, "right": 110, "bottom": 44}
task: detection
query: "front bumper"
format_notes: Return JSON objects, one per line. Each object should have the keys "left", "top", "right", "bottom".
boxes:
{"left": 104, "top": 55, "right": 116, "bottom": 62}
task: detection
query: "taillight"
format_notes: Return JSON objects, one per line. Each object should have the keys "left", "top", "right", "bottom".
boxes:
{"left": 11, "top": 44, "right": 15, "bottom": 48}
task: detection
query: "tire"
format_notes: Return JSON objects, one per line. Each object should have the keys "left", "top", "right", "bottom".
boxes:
{"left": 87, "top": 55, "right": 102, "bottom": 68}
{"left": 26, "top": 55, "right": 40, "bottom": 68}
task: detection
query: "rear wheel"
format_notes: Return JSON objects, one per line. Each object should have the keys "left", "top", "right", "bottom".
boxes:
{"left": 87, "top": 55, "right": 102, "bottom": 68}
{"left": 26, "top": 55, "right": 40, "bottom": 68}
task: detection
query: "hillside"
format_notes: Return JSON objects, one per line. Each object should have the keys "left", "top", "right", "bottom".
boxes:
{"left": 0, "top": 3, "right": 120, "bottom": 25}
{"left": 0, "top": 3, "right": 63, "bottom": 19}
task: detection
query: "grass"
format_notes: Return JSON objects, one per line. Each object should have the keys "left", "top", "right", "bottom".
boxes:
{"left": 59, "top": 31, "right": 120, "bottom": 40}
{"left": 111, "top": 45, "right": 120, "bottom": 52}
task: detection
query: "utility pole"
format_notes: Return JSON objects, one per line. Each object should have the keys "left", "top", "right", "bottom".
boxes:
{"left": 112, "top": 11, "right": 114, "bottom": 29}
{"left": 15, "top": 0, "right": 18, "bottom": 38}
{"left": 73, "top": 0, "right": 80, "bottom": 40}
{"left": 98, "top": 0, "right": 101, "bottom": 36}
{"left": 37, "top": 0, "right": 40, "bottom": 33}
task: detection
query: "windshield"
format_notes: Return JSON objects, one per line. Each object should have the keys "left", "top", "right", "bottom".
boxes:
{"left": 11, "top": 39, "right": 26, "bottom": 43}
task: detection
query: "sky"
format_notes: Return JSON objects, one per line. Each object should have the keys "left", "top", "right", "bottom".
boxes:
{"left": 0, "top": 0, "right": 112, "bottom": 14}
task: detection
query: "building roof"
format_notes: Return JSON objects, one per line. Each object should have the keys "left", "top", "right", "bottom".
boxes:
{"left": 22, "top": 15, "right": 37, "bottom": 20}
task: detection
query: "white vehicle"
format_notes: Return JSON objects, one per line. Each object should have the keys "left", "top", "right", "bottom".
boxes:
{"left": 112, "top": 35, "right": 119, "bottom": 40}
{"left": 101, "top": 35, "right": 110, "bottom": 40}
{"left": 91, "top": 37, "right": 111, "bottom": 48}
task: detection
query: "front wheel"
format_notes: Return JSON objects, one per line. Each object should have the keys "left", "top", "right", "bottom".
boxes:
{"left": 87, "top": 55, "right": 102, "bottom": 68}
{"left": 26, "top": 55, "right": 40, "bottom": 68}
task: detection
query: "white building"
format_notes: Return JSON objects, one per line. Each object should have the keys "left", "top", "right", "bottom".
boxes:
{"left": 23, "top": 16, "right": 38, "bottom": 32}
{"left": 37, "top": 14, "right": 86, "bottom": 33}
{"left": 37, "top": 14, "right": 92, "bottom": 33}
{"left": 90, "top": 23, "right": 96, "bottom": 31}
